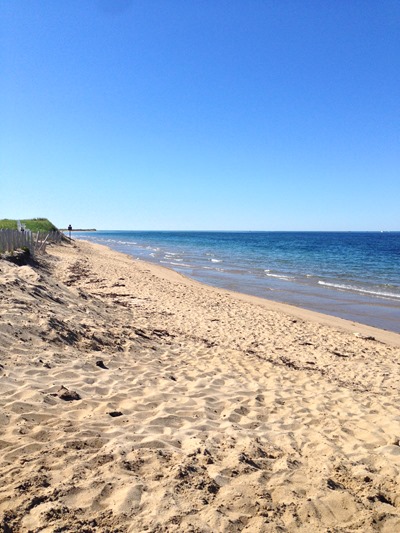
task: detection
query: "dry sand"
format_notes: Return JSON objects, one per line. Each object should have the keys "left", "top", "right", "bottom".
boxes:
{"left": 1, "top": 239, "right": 400, "bottom": 532}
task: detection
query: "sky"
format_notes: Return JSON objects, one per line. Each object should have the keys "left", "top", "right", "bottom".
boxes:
{"left": 1, "top": 0, "right": 399, "bottom": 231}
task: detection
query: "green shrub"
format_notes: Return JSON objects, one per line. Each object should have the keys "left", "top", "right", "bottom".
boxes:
{"left": 21, "top": 246, "right": 31, "bottom": 256}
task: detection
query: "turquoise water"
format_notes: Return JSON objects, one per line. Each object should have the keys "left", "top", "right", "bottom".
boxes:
{"left": 73, "top": 231, "right": 400, "bottom": 333}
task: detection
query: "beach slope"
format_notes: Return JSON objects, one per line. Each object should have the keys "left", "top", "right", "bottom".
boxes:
{"left": 1, "top": 240, "right": 399, "bottom": 532}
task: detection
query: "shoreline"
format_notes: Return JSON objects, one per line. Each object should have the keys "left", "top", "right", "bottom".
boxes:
{"left": 151, "top": 269, "right": 400, "bottom": 335}
{"left": 73, "top": 231, "right": 400, "bottom": 335}
{"left": 84, "top": 238, "right": 400, "bottom": 348}
{"left": 1, "top": 239, "right": 400, "bottom": 531}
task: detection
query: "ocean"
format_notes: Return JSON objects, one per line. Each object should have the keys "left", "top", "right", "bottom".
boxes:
{"left": 73, "top": 231, "right": 400, "bottom": 333}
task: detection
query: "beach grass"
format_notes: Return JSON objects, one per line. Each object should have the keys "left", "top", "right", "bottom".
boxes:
{"left": 0, "top": 219, "right": 18, "bottom": 230}
{"left": 0, "top": 218, "right": 58, "bottom": 232}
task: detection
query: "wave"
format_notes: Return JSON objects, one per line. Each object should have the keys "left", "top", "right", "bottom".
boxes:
{"left": 116, "top": 240, "right": 137, "bottom": 245}
{"left": 210, "top": 259, "right": 223, "bottom": 263}
{"left": 318, "top": 281, "right": 400, "bottom": 299}
{"left": 170, "top": 261, "right": 189, "bottom": 266}
{"left": 160, "top": 261, "right": 191, "bottom": 267}
{"left": 202, "top": 266, "right": 225, "bottom": 272}
{"left": 264, "top": 272, "right": 295, "bottom": 281}
{"left": 97, "top": 239, "right": 137, "bottom": 246}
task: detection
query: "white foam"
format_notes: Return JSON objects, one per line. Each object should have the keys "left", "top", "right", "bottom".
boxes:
{"left": 265, "top": 273, "right": 295, "bottom": 281}
{"left": 211, "top": 259, "right": 222, "bottom": 263}
{"left": 171, "top": 262, "right": 191, "bottom": 267}
{"left": 160, "top": 261, "right": 191, "bottom": 267}
{"left": 202, "top": 266, "right": 225, "bottom": 271}
{"left": 318, "top": 281, "right": 400, "bottom": 299}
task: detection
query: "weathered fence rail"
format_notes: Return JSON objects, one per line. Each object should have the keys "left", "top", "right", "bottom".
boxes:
{"left": 0, "top": 229, "right": 62, "bottom": 255}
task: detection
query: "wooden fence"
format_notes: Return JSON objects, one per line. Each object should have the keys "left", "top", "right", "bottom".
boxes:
{"left": 0, "top": 229, "right": 63, "bottom": 256}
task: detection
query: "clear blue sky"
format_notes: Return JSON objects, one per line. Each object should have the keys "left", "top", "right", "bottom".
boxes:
{"left": 1, "top": 0, "right": 399, "bottom": 230}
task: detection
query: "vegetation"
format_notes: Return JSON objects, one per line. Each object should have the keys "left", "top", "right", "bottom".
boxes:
{"left": 22, "top": 218, "right": 58, "bottom": 232}
{"left": 0, "top": 218, "right": 58, "bottom": 232}
{"left": 0, "top": 219, "right": 18, "bottom": 230}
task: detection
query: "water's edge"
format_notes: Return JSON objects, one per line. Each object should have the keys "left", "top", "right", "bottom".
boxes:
{"left": 73, "top": 231, "right": 400, "bottom": 333}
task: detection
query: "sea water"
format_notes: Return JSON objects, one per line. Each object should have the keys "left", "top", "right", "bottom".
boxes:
{"left": 73, "top": 231, "right": 400, "bottom": 333}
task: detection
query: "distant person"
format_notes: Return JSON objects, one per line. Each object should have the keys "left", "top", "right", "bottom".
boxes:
{"left": 68, "top": 224, "right": 72, "bottom": 238}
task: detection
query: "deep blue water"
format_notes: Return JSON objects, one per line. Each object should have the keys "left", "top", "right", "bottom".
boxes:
{"left": 73, "top": 231, "right": 400, "bottom": 333}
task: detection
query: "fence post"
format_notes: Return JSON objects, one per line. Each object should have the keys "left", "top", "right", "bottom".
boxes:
{"left": 0, "top": 228, "right": 64, "bottom": 255}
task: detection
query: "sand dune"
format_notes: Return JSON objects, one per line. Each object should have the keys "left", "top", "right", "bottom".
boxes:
{"left": 1, "top": 240, "right": 399, "bottom": 532}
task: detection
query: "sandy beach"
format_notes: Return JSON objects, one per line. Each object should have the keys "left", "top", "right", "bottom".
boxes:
{"left": 1, "top": 239, "right": 400, "bottom": 532}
